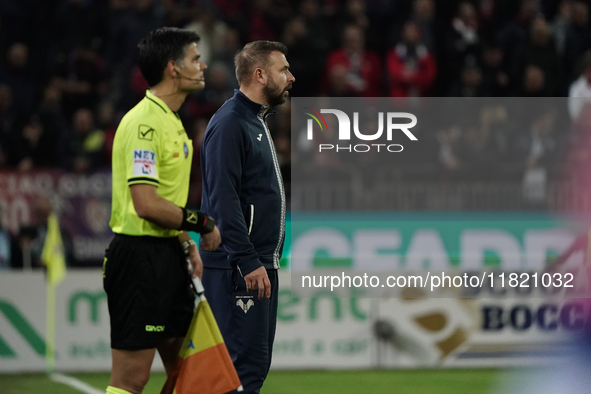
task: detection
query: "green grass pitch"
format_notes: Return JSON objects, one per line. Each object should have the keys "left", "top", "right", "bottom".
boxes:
{"left": 0, "top": 369, "right": 499, "bottom": 394}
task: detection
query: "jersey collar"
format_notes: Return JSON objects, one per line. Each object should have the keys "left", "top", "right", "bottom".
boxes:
{"left": 234, "top": 89, "right": 276, "bottom": 118}
{"left": 145, "top": 90, "right": 170, "bottom": 114}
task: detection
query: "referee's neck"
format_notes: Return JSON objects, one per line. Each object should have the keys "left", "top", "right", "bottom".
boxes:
{"left": 149, "top": 84, "right": 186, "bottom": 112}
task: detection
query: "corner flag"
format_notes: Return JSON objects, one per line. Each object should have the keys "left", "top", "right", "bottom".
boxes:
{"left": 41, "top": 212, "right": 66, "bottom": 285}
{"left": 161, "top": 277, "right": 242, "bottom": 394}
{"left": 40, "top": 211, "right": 66, "bottom": 374}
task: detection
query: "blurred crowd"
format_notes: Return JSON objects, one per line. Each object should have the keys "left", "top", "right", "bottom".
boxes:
{"left": 1, "top": 0, "right": 591, "bottom": 199}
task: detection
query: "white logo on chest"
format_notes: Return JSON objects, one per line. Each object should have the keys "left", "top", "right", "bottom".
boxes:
{"left": 257, "top": 134, "right": 263, "bottom": 141}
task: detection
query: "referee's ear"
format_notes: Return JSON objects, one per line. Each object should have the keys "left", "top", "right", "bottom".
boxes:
{"left": 164, "top": 60, "right": 178, "bottom": 80}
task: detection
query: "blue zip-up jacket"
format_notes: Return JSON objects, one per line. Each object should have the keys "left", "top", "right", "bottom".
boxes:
{"left": 200, "top": 90, "right": 286, "bottom": 274}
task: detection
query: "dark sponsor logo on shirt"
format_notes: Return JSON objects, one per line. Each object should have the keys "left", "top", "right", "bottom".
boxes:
{"left": 138, "top": 125, "right": 155, "bottom": 141}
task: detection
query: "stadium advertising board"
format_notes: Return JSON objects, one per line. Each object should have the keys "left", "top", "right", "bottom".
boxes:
{"left": 0, "top": 271, "right": 165, "bottom": 372}
{"left": 0, "top": 214, "right": 584, "bottom": 372}
{"left": 274, "top": 213, "right": 584, "bottom": 368}
{"left": 0, "top": 170, "right": 112, "bottom": 266}
{"left": 289, "top": 213, "right": 577, "bottom": 272}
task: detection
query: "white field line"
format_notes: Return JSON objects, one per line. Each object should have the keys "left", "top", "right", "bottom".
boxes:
{"left": 50, "top": 372, "right": 105, "bottom": 394}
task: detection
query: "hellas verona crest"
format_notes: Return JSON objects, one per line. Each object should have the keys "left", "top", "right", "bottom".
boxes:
{"left": 236, "top": 297, "right": 254, "bottom": 314}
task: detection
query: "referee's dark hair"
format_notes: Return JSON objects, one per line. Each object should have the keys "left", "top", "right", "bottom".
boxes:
{"left": 234, "top": 41, "right": 288, "bottom": 87}
{"left": 137, "top": 27, "right": 201, "bottom": 87}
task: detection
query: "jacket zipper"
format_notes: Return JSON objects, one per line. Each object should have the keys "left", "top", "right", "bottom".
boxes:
{"left": 258, "top": 112, "right": 285, "bottom": 269}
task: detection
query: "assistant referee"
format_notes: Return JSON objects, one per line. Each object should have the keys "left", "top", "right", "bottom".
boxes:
{"left": 103, "top": 27, "right": 221, "bottom": 394}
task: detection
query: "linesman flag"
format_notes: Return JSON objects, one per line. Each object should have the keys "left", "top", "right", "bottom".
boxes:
{"left": 40, "top": 212, "right": 66, "bottom": 285}
{"left": 41, "top": 211, "right": 66, "bottom": 374}
{"left": 161, "top": 277, "right": 242, "bottom": 394}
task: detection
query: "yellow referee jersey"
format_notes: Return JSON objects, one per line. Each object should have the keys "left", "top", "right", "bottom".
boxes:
{"left": 109, "top": 90, "right": 193, "bottom": 237}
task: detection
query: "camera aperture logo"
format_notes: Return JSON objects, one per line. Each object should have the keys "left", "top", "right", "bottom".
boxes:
{"left": 303, "top": 107, "right": 418, "bottom": 153}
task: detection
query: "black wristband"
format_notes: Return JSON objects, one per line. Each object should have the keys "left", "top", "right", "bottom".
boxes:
{"left": 179, "top": 208, "right": 216, "bottom": 234}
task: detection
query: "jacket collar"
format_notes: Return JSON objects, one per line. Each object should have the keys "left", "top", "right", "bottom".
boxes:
{"left": 233, "top": 89, "right": 276, "bottom": 117}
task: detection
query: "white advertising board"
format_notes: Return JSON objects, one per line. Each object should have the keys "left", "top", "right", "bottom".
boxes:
{"left": 0, "top": 271, "right": 164, "bottom": 372}
{"left": 0, "top": 270, "right": 580, "bottom": 372}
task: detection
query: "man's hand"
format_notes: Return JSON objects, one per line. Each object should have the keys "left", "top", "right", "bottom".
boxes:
{"left": 200, "top": 225, "right": 221, "bottom": 251}
{"left": 244, "top": 266, "right": 271, "bottom": 300}
{"left": 187, "top": 244, "right": 203, "bottom": 279}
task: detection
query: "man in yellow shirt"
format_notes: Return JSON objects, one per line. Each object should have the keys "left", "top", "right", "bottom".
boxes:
{"left": 103, "top": 27, "right": 220, "bottom": 394}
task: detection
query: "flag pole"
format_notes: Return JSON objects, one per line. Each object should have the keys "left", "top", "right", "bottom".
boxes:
{"left": 192, "top": 276, "right": 206, "bottom": 303}
{"left": 45, "top": 280, "right": 57, "bottom": 374}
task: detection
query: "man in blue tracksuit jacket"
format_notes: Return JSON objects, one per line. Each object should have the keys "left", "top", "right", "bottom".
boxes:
{"left": 200, "top": 41, "right": 295, "bottom": 394}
